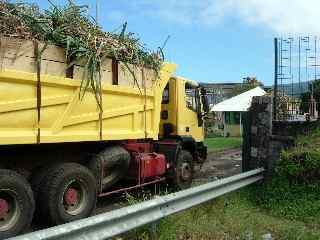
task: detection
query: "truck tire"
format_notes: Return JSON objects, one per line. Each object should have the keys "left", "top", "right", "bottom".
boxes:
{"left": 30, "top": 164, "right": 57, "bottom": 200}
{"left": 37, "top": 163, "right": 97, "bottom": 226}
{"left": 30, "top": 164, "right": 58, "bottom": 223}
{"left": 0, "top": 169, "right": 35, "bottom": 239}
{"left": 171, "top": 150, "right": 194, "bottom": 190}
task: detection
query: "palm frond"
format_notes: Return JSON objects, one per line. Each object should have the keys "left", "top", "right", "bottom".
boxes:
{"left": 0, "top": 0, "right": 164, "bottom": 104}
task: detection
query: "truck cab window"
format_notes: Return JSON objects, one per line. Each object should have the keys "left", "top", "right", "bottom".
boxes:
{"left": 162, "top": 84, "right": 169, "bottom": 104}
{"left": 185, "top": 83, "right": 197, "bottom": 112}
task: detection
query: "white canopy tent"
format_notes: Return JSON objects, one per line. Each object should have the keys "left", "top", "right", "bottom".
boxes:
{"left": 210, "top": 87, "right": 266, "bottom": 137}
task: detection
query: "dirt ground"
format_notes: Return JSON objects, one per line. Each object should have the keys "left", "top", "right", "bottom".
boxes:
{"left": 194, "top": 148, "right": 242, "bottom": 184}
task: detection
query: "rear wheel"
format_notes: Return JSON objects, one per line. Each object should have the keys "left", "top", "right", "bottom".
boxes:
{"left": 37, "top": 163, "right": 97, "bottom": 226}
{"left": 30, "top": 164, "right": 57, "bottom": 200}
{"left": 171, "top": 150, "right": 194, "bottom": 190}
{"left": 0, "top": 169, "right": 35, "bottom": 239}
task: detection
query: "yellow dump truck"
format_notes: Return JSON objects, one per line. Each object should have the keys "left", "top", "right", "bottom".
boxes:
{"left": 0, "top": 38, "right": 209, "bottom": 238}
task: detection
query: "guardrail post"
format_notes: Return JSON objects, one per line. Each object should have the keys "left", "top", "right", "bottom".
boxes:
{"left": 242, "top": 111, "right": 252, "bottom": 172}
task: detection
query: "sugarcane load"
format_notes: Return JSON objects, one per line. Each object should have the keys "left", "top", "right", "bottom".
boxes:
{"left": 0, "top": 1, "right": 209, "bottom": 238}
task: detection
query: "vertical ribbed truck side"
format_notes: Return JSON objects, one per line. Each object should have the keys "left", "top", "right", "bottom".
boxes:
{"left": 0, "top": 37, "right": 176, "bottom": 145}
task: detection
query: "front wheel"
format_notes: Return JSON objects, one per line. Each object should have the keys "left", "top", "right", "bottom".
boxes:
{"left": 170, "top": 150, "right": 194, "bottom": 190}
{"left": 37, "top": 163, "right": 97, "bottom": 226}
{"left": 0, "top": 169, "right": 35, "bottom": 239}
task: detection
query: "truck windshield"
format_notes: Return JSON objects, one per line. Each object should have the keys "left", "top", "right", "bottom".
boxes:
{"left": 185, "top": 83, "right": 197, "bottom": 112}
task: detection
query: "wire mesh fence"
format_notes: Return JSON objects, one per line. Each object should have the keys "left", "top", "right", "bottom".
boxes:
{"left": 274, "top": 36, "right": 320, "bottom": 121}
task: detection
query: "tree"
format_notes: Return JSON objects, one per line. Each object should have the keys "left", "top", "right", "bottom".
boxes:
{"left": 231, "top": 76, "right": 263, "bottom": 96}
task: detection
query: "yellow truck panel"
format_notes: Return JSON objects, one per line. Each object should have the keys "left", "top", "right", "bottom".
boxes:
{"left": 0, "top": 64, "right": 176, "bottom": 145}
{"left": 176, "top": 77, "right": 205, "bottom": 142}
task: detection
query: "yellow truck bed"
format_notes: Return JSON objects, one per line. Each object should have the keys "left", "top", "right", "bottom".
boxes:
{"left": 0, "top": 64, "right": 176, "bottom": 145}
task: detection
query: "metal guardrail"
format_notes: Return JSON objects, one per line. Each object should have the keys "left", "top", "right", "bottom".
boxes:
{"left": 10, "top": 168, "right": 264, "bottom": 240}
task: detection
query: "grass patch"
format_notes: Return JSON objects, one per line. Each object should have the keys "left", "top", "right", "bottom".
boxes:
{"left": 124, "top": 189, "right": 320, "bottom": 240}
{"left": 205, "top": 137, "right": 241, "bottom": 152}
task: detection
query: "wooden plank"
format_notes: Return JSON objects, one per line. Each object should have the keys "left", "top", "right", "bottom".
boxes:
{"left": 73, "top": 65, "right": 113, "bottom": 84}
{"left": 143, "top": 67, "right": 157, "bottom": 89}
{"left": 0, "top": 56, "right": 36, "bottom": 73}
{"left": 101, "top": 58, "right": 112, "bottom": 72}
{"left": 72, "top": 57, "right": 112, "bottom": 83}
{"left": 0, "top": 56, "right": 67, "bottom": 77}
{"left": 0, "top": 37, "right": 66, "bottom": 63}
{"left": 42, "top": 60, "right": 67, "bottom": 77}
{"left": 118, "top": 62, "right": 143, "bottom": 88}
{"left": 0, "top": 37, "right": 157, "bottom": 87}
{"left": 73, "top": 57, "right": 112, "bottom": 71}
{"left": 118, "top": 63, "right": 156, "bottom": 89}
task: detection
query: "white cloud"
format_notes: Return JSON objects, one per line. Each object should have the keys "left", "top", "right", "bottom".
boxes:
{"left": 114, "top": 0, "right": 320, "bottom": 35}
{"left": 203, "top": 0, "right": 320, "bottom": 35}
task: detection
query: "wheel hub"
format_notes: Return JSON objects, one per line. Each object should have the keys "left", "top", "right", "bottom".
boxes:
{"left": 0, "top": 199, "right": 9, "bottom": 218}
{"left": 0, "top": 191, "right": 21, "bottom": 231}
{"left": 63, "top": 181, "right": 88, "bottom": 216}
{"left": 64, "top": 188, "right": 78, "bottom": 206}
{"left": 181, "top": 163, "right": 191, "bottom": 181}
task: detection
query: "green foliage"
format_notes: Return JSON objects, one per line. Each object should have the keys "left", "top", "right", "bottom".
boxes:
{"left": 296, "top": 127, "right": 320, "bottom": 149}
{"left": 231, "top": 76, "right": 262, "bottom": 96}
{"left": 277, "top": 150, "right": 320, "bottom": 183}
{"left": 251, "top": 177, "right": 320, "bottom": 222}
{"left": 251, "top": 128, "right": 320, "bottom": 222}
{"left": 124, "top": 190, "right": 154, "bottom": 205}
{"left": 0, "top": 1, "right": 163, "bottom": 104}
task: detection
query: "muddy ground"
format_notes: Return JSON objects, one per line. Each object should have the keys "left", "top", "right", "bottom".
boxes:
{"left": 194, "top": 148, "right": 242, "bottom": 184}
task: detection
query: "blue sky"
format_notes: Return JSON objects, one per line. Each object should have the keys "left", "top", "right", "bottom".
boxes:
{"left": 22, "top": 0, "right": 320, "bottom": 86}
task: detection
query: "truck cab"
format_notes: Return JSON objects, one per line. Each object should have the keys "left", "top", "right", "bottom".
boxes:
{"left": 160, "top": 76, "right": 209, "bottom": 163}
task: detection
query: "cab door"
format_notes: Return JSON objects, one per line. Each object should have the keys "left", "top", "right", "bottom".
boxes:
{"left": 160, "top": 78, "right": 178, "bottom": 138}
{"left": 176, "top": 79, "right": 204, "bottom": 142}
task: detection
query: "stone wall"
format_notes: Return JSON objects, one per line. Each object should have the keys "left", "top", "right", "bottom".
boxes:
{"left": 273, "top": 120, "right": 320, "bottom": 137}
{"left": 243, "top": 96, "right": 320, "bottom": 173}
{"left": 243, "top": 96, "right": 295, "bottom": 173}
{"left": 243, "top": 96, "right": 272, "bottom": 171}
